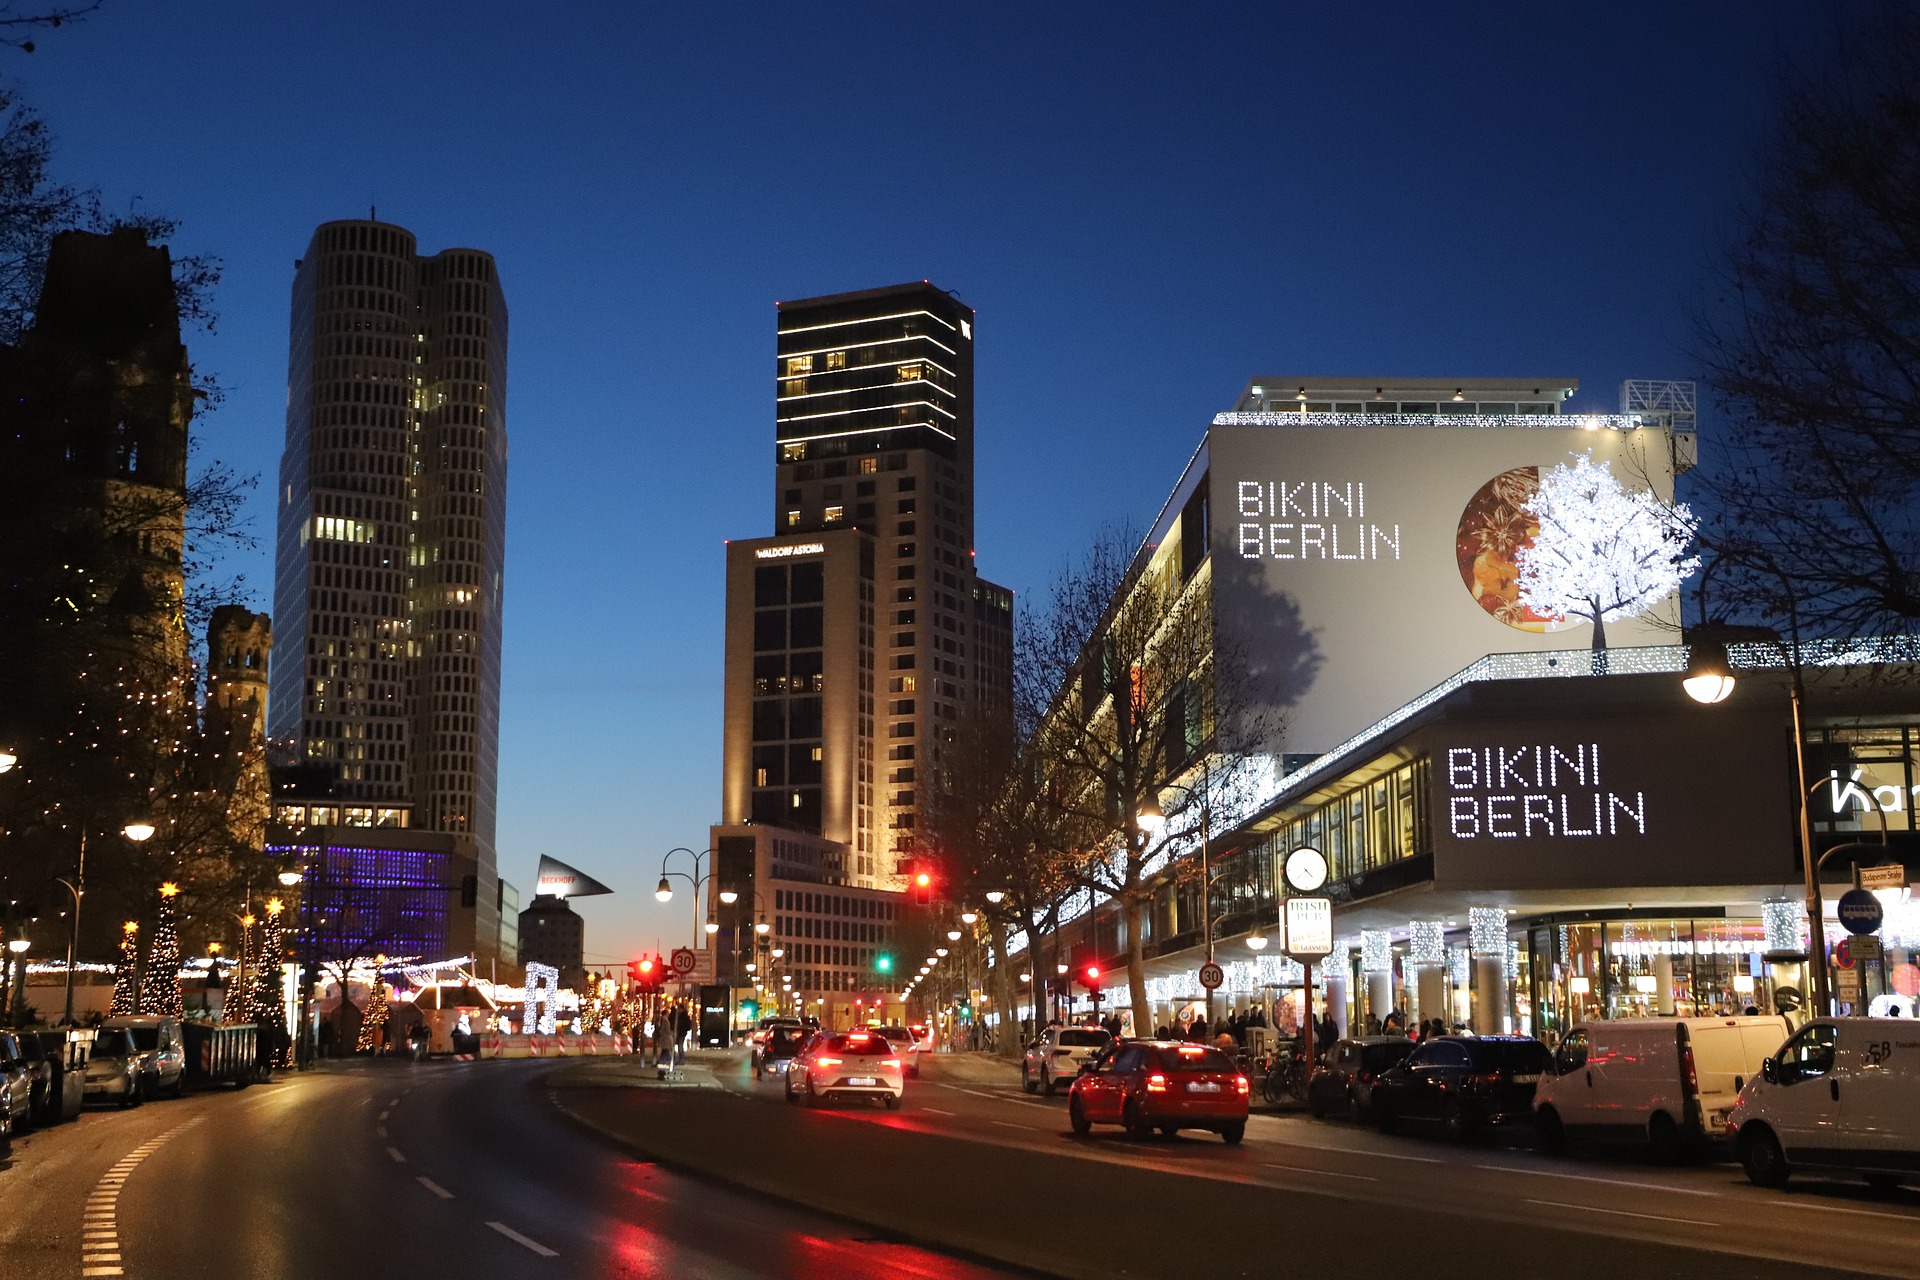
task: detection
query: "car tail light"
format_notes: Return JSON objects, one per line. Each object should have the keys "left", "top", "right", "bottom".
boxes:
{"left": 1235, "top": 1075, "right": 1250, "bottom": 1095}
{"left": 816, "top": 1056, "right": 842, "bottom": 1067}
{"left": 883, "top": 1059, "right": 902, "bottom": 1069}
{"left": 1146, "top": 1073, "right": 1168, "bottom": 1093}
{"left": 1467, "top": 1070, "right": 1499, "bottom": 1086}
{"left": 1682, "top": 1044, "right": 1699, "bottom": 1098}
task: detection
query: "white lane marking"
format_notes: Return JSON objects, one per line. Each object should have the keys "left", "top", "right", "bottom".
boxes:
{"left": 991, "top": 1120, "right": 1028, "bottom": 1130}
{"left": 487, "top": 1221, "right": 558, "bottom": 1257}
{"left": 389, "top": 1096, "right": 401, "bottom": 1107}
{"left": 1525, "top": 1198, "right": 1710, "bottom": 1226}
{"left": 1470, "top": 1164, "right": 1721, "bottom": 1196}
{"left": 376, "top": 1125, "right": 388, "bottom": 1139}
{"left": 79, "top": 1117, "right": 201, "bottom": 1280}
{"left": 379, "top": 1110, "right": 390, "bottom": 1121}
{"left": 919, "top": 1107, "right": 955, "bottom": 1115}
{"left": 1265, "top": 1162, "right": 1376, "bottom": 1182}
{"left": 416, "top": 1176, "right": 454, "bottom": 1199}
{"left": 1780, "top": 1202, "right": 1920, "bottom": 1224}
{"left": 934, "top": 1083, "right": 1053, "bottom": 1111}
{"left": 386, "top": 1147, "right": 406, "bottom": 1163}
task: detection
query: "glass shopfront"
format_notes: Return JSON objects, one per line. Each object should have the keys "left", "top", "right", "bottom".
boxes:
{"left": 1526, "top": 915, "right": 1777, "bottom": 1044}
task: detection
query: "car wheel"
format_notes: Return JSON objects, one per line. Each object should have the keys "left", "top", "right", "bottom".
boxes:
{"left": 1373, "top": 1099, "right": 1398, "bottom": 1135}
{"left": 1220, "top": 1122, "right": 1245, "bottom": 1145}
{"left": 120, "top": 1080, "right": 140, "bottom": 1109}
{"left": 1068, "top": 1096, "right": 1091, "bottom": 1136}
{"left": 1647, "top": 1111, "right": 1682, "bottom": 1163}
{"left": 884, "top": 1094, "right": 901, "bottom": 1111}
{"left": 806, "top": 1081, "right": 823, "bottom": 1109}
{"left": 1348, "top": 1088, "right": 1368, "bottom": 1124}
{"left": 1864, "top": 1172, "right": 1902, "bottom": 1194}
{"left": 1123, "top": 1097, "right": 1152, "bottom": 1141}
{"left": 784, "top": 1079, "right": 800, "bottom": 1105}
{"left": 170, "top": 1075, "right": 185, "bottom": 1100}
{"left": 1739, "top": 1124, "right": 1790, "bottom": 1188}
{"left": 1022, "top": 1065, "right": 1037, "bottom": 1095}
{"left": 1041, "top": 1069, "right": 1056, "bottom": 1097}
{"left": 0, "top": 1110, "right": 11, "bottom": 1161}
{"left": 1536, "top": 1105, "right": 1568, "bottom": 1155}
{"left": 1443, "top": 1101, "right": 1475, "bottom": 1143}
{"left": 1306, "top": 1086, "right": 1326, "bottom": 1119}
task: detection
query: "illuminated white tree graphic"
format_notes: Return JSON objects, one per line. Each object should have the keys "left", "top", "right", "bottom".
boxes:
{"left": 1516, "top": 453, "right": 1698, "bottom": 652}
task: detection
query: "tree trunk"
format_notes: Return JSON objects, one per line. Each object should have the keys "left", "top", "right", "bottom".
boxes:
{"left": 1589, "top": 602, "right": 1609, "bottom": 675}
{"left": 1126, "top": 891, "right": 1149, "bottom": 1038}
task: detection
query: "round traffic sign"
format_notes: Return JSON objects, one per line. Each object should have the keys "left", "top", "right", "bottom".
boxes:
{"left": 1837, "top": 888, "right": 1884, "bottom": 936}
{"left": 1198, "top": 961, "right": 1224, "bottom": 991}
{"left": 669, "top": 947, "right": 697, "bottom": 975}
{"left": 1832, "top": 937, "right": 1856, "bottom": 970}
{"left": 1284, "top": 846, "right": 1327, "bottom": 894}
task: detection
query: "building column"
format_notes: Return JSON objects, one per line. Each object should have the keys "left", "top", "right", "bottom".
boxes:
{"left": 1653, "top": 952, "right": 1676, "bottom": 1017}
{"left": 1361, "top": 930, "right": 1394, "bottom": 1027}
{"left": 1324, "top": 953, "right": 1349, "bottom": 1038}
{"left": 1469, "top": 907, "right": 1508, "bottom": 1035}
{"left": 1410, "top": 920, "right": 1447, "bottom": 1029}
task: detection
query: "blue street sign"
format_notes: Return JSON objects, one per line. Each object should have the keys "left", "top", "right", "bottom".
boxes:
{"left": 1836, "top": 888, "right": 1884, "bottom": 936}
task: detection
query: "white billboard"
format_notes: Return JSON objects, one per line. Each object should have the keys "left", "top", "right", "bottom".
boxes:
{"left": 1206, "top": 419, "right": 1678, "bottom": 758}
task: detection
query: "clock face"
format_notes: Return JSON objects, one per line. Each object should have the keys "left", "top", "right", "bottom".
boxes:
{"left": 1285, "top": 847, "right": 1328, "bottom": 893}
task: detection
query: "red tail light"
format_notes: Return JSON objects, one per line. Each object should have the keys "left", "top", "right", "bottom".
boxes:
{"left": 816, "top": 1056, "right": 842, "bottom": 1067}
{"left": 1235, "top": 1075, "right": 1250, "bottom": 1095}
{"left": 1681, "top": 1044, "right": 1699, "bottom": 1097}
{"left": 883, "top": 1059, "right": 902, "bottom": 1069}
{"left": 1467, "top": 1071, "right": 1500, "bottom": 1086}
{"left": 1145, "top": 1073, "right": 1168, "bottom": 1093}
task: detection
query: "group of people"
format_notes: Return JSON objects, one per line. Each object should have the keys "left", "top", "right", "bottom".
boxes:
{"left": 1152, "top": 1003, "right": 1272, "bottom": 1047}
{"left": 642, "top": 998, "right": 697, "bottom": 1067}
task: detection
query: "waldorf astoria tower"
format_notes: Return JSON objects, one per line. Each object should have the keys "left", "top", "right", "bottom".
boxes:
{"left": 715, "top": 283, "right": 1013, "bottom": 894}
{"left": 269, "top": 219, "right": 509, "bottom": 902}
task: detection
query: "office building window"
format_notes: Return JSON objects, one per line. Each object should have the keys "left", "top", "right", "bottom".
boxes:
{"left": 785, "top": 356, "right": 813, "bottom": 375}
{"left": 825, "top": 505, "right": 844, "bottom": 522}
{"left": 786, "top": 510, "right": 801, "bottom": 528}
{"left": 859, "top": 457, "right": 877, "bottom": 474}
{"left": 826, "top": 351, "right": 847, "bottom": 370}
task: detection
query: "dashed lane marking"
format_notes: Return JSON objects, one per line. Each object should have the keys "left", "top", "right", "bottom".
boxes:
{"left": 376, "top": 1125, "right": 388, "bottom": 1139}
{"left": 417, "top": 1177, "right": 454, "bottom": 1199}
{"left": 1525, "top": 1198, "right": 1711, "bottom": 1226}
{"left": 387, "top": 1146, "right": 406, "bottom": 1163}
{"left": 991, "top": 1120, "right": 1028, "bottom": 1130}
{"left": 1265, "top": 1161, "right": 1376, "bottom": 1181}
{"left": 488, "top": 1221, "right": 558, "bottom": 1257}
{"left": 378, "top": 1110, "right": 390, "bottom": 1121}
{"left": 79, "top": 1117, "right": 201, "bottom": 1277}
{"left": 1472, "top": 1164, "right": 1722, "bottom": 1197}
{"left": 918, "top": 1107, "right": 955, "bottom": 1115}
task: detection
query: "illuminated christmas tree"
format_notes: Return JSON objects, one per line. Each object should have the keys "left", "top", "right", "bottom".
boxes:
{"left": 223, "top": 912, "right": 258, "bottom": 1024}
{"left": 252, "top": 898, "right": 289, "bottom": 1046}
{"left": 357, "top": 976, "right": 390, "bottom": 1053}
{"left": 110, "top": 921, "right": 141, "bottom": 1015}
{"left": 140, "top": 882, "right": 186, "bottom": 1018}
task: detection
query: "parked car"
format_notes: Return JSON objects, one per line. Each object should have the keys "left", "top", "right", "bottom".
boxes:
{"left": 754, "top": 1021, "right": 810, "bottom": 1080}
{"left": 0, "top": 1031, "right": 34, "bottom": 1134}
{"left": 1067, "top": 1040, "right": 1250, "bottom": 1143}
{"left": 101, "top": 1016, "right": 186, "bottom": 1098}
{"left": 31, "top": 1028, "right": 90, "bottom": 1122}
{"left": 84, "top": 1028, "right": 143, "bottom": 1107}
{"left": 1024, "top": 1026, "right": 1113, "bottom": 1096}
{"left": 783, "top": 1029, "right": 904, "bottom": 1108}
{"left": 1534, "top": 1015, "right": 1791, "bottom": 1157}
{"left": 1372, "top": 1035, "right": 1550, "bottom": 1140}
{"left": 1729, "top": 1016, "right": 1920, "bottom": 1191}
{"left": 1307, "top": 1035, "right": 1417, "bottom": 1120}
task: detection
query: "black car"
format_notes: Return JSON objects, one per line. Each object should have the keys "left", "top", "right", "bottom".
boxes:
{"left": 754, "top": 1022, "right": 810, "bottom": 1080}
{"left": 1307, "top": 1036, "right": 1417, "bottom": 1121}
{"left": 1371, "top": 1035, "right": 1550, "bottom": 1140}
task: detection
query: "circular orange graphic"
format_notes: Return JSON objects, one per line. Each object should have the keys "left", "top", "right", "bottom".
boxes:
{"left": 1456, "top": 466, "right": 1573, "bottom": 632}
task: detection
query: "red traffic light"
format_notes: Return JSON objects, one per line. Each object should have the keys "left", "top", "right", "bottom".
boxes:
{"left": 912, "top": 869, "right": 934, "bottom": 905}
{"left": 638, "top": 957, "right": 655, "bottom": 974}
{"left": 1082, "top": 965, "right": 1102, "bottom": 988}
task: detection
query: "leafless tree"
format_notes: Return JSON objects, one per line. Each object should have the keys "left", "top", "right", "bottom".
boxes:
{"left": 1695, "top": 6, "right": 1920, "bottom": 639}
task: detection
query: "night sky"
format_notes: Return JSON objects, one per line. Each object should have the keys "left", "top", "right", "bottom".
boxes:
{"left": 20, "top": 2, "right": 1820, "bottom": 962}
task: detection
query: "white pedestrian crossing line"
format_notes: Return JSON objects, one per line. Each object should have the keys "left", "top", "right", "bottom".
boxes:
{"left": 78, "top": 1117, "right": 201, "bottom": 1280}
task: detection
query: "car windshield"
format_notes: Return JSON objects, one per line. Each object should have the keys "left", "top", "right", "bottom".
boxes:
{"left": 1468, "top": 1038, "right": 1551, "bottom": 1073}
{"left": 1362, "top": 1041, "right": 1417, "bottom": 1069}
{"left": 828, "top": 1034, "right": 890, "bottom": 1057}
{"left": 874, "top": 1027, "right": 911, "bottom": 1043}
{"left": 1154, "top": 1046, "right": 1234, "bottom": 1072}
{"left": 766, "top": 1028, "right": 806, "bottom": 1054}
{"left": 126, "top": 1028, "right": 161, "bottom": 1051}
{"left": 1057, "top": 1029, "right": 1109, "bottom": 1048}
{"left": 95, "top": 1031, "right": 135, "bottom": 1058}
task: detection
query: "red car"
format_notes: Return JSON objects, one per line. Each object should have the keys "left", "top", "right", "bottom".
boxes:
{"left": 1068, "top": 1040, "right": 1250, "bottom": 1143}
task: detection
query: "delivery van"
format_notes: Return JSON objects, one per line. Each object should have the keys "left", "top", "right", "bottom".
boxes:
{"left": 1729, "top": 1016, "right": 1920, "bottom": 1190}
{"left": 1534, "top": 1015, "right": 1792, "bottom": 1157}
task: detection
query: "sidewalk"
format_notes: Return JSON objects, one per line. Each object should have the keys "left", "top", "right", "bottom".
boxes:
{"left": 918, "top": 1049, "right": 1020, "bottom": 1086}
{"left": 544, "top": 1048, "right": 740, "bottom": 1091}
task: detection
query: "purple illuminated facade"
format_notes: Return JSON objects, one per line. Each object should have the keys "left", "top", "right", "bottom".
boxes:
{"left": 268, "top": 827, "right": 480, "bottom": 964}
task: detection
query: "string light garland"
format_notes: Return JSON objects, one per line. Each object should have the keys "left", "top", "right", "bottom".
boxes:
{"left": 254, "top": 899, "right": 289, "bottom": 1051}
{"left": 140, "top": 882, "right": 185, "bottom": 1018}
{"left": 110, "top": 921, "right": 140, "bottom": 1015}
{"left": 357, "top": 974, "right": 390, "bottom": 1052}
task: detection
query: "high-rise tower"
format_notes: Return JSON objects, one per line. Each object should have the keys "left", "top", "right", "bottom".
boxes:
{"left": 269, "top": 219, "right": 508, "bottom": 912}
{"left": 716, "top": 283, "right": 1012, "bottom": 893}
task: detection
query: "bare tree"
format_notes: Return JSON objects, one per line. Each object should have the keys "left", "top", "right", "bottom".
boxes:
{"left": 0, "top": 2, "right": 101, "bottom": 53}
{"left": 1695, "top": 6, "right": 1920, "bottom": 638}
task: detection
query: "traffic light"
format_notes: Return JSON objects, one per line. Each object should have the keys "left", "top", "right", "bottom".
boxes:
{"left": 912, "top": 869, "right": 934, "bottom": 906}
{"left": 1082, "top": 964, "right": 1102, "bottom": 989}
{"left": 740, "top": 998, "right": 759, "bottom": 1021}
{"left": 629, "top": 955, "right": 662, "bottom": 993}
{"left": 875, "top": 953, "right": 894, "bottom": 974}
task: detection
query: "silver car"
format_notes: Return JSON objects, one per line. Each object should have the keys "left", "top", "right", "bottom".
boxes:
{"left": 1023, "top": 1026, "right": 1112, "bottom": 1096}
{"left": 84, "top": 1028, "right": 143, "bottom": 1107}
{"left": 102, "top": 1016, "right": 186, "bottom": 1099}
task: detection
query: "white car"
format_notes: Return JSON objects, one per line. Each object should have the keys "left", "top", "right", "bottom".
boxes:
{"left": 872, "top": 1025, "right": 923, "bottom": 1077}
{"left": 1730, "top": 1016, "right": 1920, "bottom": 1191}
{"left": 1534, "top": 1015, "right": 1790, "bottom": 1156}
{"left": 1023, "top": 1026, "right": 1112, "bottom": 1096}
{"left": 784, "top": 1029, "right": 904, "bottom": 1108}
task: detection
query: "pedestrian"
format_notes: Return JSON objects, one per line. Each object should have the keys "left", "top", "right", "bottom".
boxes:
{"left": 1315, "top": 1013, "right": 1337, "bottom": 1058}
{"left": 1189, "top": 1014, "right": 1208, "bottom": 1043}
{"left": 1248, "top": 1005, "right": 1267, "bottom": 1030}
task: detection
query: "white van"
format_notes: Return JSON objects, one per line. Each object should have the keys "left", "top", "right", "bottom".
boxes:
{"left": 1729, "top": 1016, "right": 1920, "bottom": 1191}
{"left": 1534, "top": 1015, "right": 1792, "bottom": 1157}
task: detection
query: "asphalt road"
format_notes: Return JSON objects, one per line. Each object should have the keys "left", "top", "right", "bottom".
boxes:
{"left": 0, "top": 1061, "right": 1016, "bottom": 1280}
{"left": 551, "top": 1050, "right": 1920, "bottom": 1280}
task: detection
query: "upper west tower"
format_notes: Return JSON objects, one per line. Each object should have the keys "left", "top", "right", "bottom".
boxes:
{"left": 269, "top": 219, "right": 509, "bottom": 881}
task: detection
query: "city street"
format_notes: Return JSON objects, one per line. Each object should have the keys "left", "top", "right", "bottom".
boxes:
{"left": 0, "top": 1062, "right": 1015, "bottom": 1280}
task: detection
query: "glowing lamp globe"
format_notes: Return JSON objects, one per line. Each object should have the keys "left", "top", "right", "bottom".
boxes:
{"left": 1682, "top": 637, "right": 1736, "bottom": 705}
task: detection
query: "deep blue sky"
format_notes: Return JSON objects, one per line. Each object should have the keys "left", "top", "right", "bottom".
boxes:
{"left": 20, "top": 2, "right": 1816, "bottom": 962}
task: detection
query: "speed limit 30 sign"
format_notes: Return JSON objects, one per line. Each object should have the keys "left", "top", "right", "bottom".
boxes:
{"left": 1198, "top": 961, "right": 1224, "bottom": 991}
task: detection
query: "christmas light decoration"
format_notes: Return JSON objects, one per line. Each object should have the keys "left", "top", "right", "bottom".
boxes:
{"left": 140, "top": 883, "right": 185, "bottom": 1018}
{"left": 1360, "top": 930, "right": 1393, "bottom": 974}
{"left": 110, "top": 921, "right": 141, "bottom": 1015}
{"left": 1409, "top": 920, "right": 1446, "bottom": 967}
{"left": 1469, "top": 907, "right": 1507, "bottom": 958}
{"left": 1763, "top": 899, "right": 1803, "bottom": 954}
{"left": 253, "top": 898, "right": 289, "bottom": 1046}
{"left": 357, "top": 976, "right": 389, "bottom": 1052}
{"left": 1515, "top": 452, "right": 1698, "bottom": 651}
{"left": 524, "top": 962, "right": 560, "bottom": 1035}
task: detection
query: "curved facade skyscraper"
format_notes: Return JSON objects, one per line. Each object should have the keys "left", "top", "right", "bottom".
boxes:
{"left": 269, "top": 219, "right": 509, "bottom": 932}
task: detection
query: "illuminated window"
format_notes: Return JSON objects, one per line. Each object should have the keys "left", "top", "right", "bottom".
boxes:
{"left": 785, "top": 356, "right": 813, "bottom": 376}
{"left": 859, "top": 457, "right": 877, "bottom": 474}
{"left": 755, "top": 768, "right": 769, "bottom": 786}
{"left": 783, "top": 377, "right": 807, "bottom": 396}
{"left": 810, "top": 746, "right": 823, "bottom": 761}
{"left": 786, "top": 510, "right": 801, "bottom": 528}
{"left": 825, "top": 505, "right": 844, "bottom": 522}
{"left": 826, "top": 351, "right": 847, "bottom": 370}
{"left": 896, "top": 363, "right": 922, "bottom": 381}
{"left": 782, "top": 443, "right": 806, "bottom": 462}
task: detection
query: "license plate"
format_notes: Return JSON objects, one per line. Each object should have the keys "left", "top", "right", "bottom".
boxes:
{"left": 1187, "top": 1081, "right": 1222, "bottom": 1093}
{"left": 1513, "top": 1074, "right": 1540, "bottom": 1084}
{"left": 847, "top": 1076, "right": 878, "bottom": 1087}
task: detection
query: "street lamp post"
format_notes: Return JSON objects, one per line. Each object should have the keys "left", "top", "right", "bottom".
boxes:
{"left": 5, "top": 936, "right": 29, "bottom": 1021}
{"left": 655, "top": 847, "right": 716, "bottom": 950}
{"left": 54, "top": 819, "right": 156, "bottom": 1026}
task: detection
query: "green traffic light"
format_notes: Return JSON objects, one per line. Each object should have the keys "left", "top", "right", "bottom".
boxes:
{"left": 876, "top": 954, "right": 893, "bottom": 972}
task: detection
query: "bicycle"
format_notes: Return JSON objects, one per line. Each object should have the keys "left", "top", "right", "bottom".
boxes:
{"left": 1261, "top": 1043, "right": 1312, "bottom": 1105}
